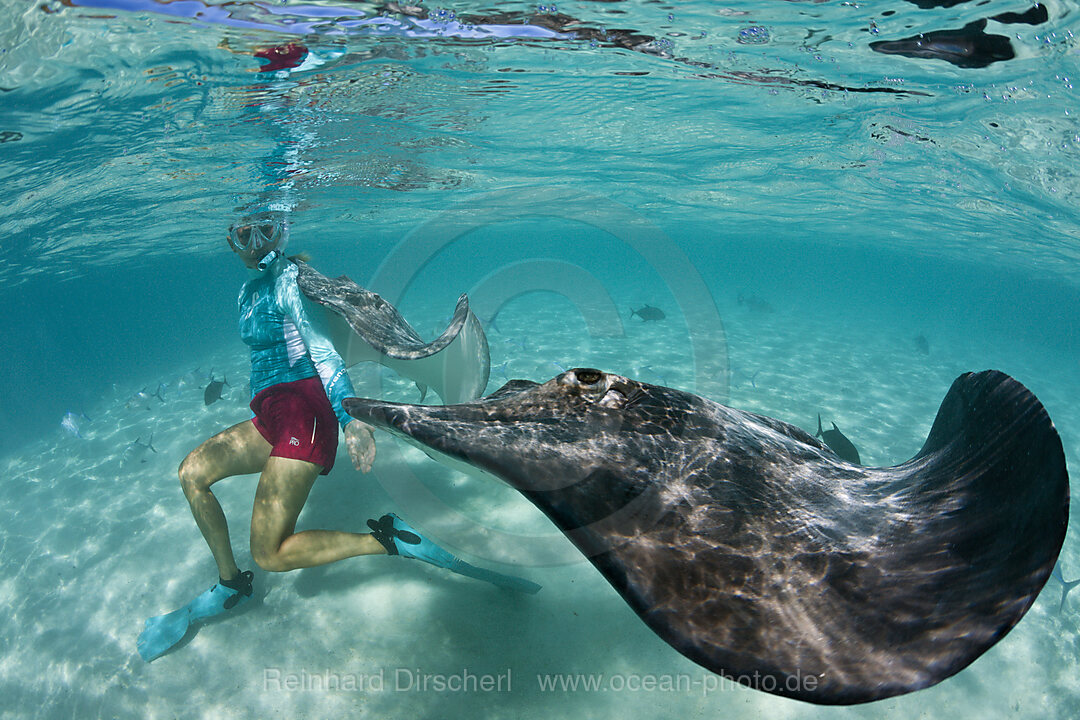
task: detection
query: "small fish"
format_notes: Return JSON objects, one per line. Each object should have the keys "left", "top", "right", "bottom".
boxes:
{"left": 496, "top": 360, "right": 510, "bottom": 380}
{"left": 731, "top": 365, "right": 760, "bottom": 389}
{"left": 643, "top": 365, "right": 667, "bottom": 384}
{"left": 1052, "top": 564, "right": 1080, "bottom": 613}
{"left": 177, "top": 368, "right": 205, "bottom": 391}
{"left": 204, "top": 375, "right": 230, "bottom": 406}
{"left": 914, "top": 335, "right": 930, "bottom": 356}
{"left": 61, "top": 411, "right": 88, "bottom": 438}
{"left": 816, "top": 414, "right": 861, "bottom": 465}
{"left": 482, "top": 311, "right": 502, "bottom": 335}
{"left": 737, "top": 293, "right": 774, "bottom": 314}
{"left": 630, "top": 305, "right": 665, "bottom": 322}
{"left": 128, "top": 385, "right": 166, "bottom": 410}
{"left": 505, "top": 337, "right": 528, "bottom": 352}
{"left": 551, "top": 360, "right": 568, "bottom": 372}
{"left": 125, "top": 434, "right": 159, "bottom": 464}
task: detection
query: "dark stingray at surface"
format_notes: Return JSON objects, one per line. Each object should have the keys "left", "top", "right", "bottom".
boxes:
{"left": 870, "top": 20, "right": 1014, "bottom": 68}
{"left": 871, "top": 0, "right": 1049, "bottom": 68}
{"left": 345, "top": 368, "right": 1068, "bottom": 704}
{"left": 816, "top": 414, "right": 861, "bottom": 464}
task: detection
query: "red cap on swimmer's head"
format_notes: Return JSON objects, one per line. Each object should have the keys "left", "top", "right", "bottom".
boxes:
{"left": 254, "top": 43, "right": 308, "bottom": 72}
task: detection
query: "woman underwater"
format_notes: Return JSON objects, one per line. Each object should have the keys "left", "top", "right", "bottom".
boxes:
{"left": 138, "top": 212, "right": 535, "bottom": 662}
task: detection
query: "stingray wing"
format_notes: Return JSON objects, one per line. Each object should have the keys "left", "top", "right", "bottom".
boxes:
{"left": 295, "top": 261, "right": 489, "bottom": 404}
{"left": 580, "top": 370, "right": 1067, "bottom": 704}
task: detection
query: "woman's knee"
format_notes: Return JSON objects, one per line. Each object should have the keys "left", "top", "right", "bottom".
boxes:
{"left": 250, "top": 536, "right": 290, "bottom": 572}
{"left": 178, "top": 452, "right": 208, "bottom": 498}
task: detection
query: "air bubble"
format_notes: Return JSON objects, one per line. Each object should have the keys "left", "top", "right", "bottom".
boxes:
{"left": 736, "top": 26, "right": 770, "bottom": 45}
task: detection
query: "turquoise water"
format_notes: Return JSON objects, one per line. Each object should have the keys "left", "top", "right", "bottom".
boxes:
{"left": 3, "top": 0, "right": 1080, "bottom": 717}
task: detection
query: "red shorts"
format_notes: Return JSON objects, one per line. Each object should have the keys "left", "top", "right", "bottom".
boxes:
{"left": 250, "top": 376, "right": 338, "bottom": 474}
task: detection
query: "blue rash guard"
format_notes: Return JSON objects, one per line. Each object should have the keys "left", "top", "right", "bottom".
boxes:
{"left": 238, "top": 256, "right": 355, "bottom": 429}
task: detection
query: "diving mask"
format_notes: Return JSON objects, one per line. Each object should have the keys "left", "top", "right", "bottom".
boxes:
{"left": 227, "top": 212, "right": 290, "bottom": 267}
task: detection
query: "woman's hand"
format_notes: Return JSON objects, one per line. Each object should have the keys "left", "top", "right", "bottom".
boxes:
{"left": 344, "top": 420, "right": 376, "bottom": 473}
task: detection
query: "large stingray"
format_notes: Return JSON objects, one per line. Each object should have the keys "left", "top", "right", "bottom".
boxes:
{"left": 294, "top": 260, "right": 489, "bottom": 404}
{"left": 343, "top": 368, "right": 1068, "bottom": 704}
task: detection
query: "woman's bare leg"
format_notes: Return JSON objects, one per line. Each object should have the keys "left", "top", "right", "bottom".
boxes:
{"left": 249, "top": 456, "right": 385, "bottom": 572}
{"left": 179, "top": 420, "right": 272, "bottom": 580}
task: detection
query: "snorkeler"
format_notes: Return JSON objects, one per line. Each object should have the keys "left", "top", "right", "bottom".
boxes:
{"left": 137, "top": 212, "right": 537, "bottom": 662}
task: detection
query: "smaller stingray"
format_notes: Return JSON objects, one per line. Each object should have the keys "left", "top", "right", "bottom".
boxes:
{"left": 204, "top": 375, "right": 229, "bottom": 406}
{"left": 294, "top": 261, "right": 489, "bottom": 404}
{"left": 816, "top": 414, "right": 861, "bottom": 464}
{"left": 630, "top": 305, "right": 665, "bottom": 322}
{"left": 914, "top": 334, "right": 930, "bottom": 355}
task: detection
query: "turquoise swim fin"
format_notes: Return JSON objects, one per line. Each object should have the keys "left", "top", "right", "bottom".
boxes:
{"left": 137, "top": 570, "right": 254, "bottom": 662}
{"left": 446, "top": 557, "right": 543, "bottom": 594}
{"left": 367, "top": 513, "right": 541, "bottom": 594}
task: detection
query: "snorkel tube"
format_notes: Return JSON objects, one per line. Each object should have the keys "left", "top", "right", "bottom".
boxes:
{"left": 257, "top": 248, "right": 283, "bottom": 270}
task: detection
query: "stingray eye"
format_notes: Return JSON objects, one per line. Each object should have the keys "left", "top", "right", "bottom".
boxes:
{"left": 574, "top": 368, "right": 603, "bottom": 386}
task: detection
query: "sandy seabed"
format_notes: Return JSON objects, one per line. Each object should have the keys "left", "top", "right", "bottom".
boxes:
{"left": 3, "top": 293, "right": 1078, "bottom": 720}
